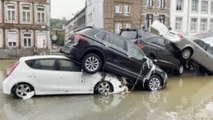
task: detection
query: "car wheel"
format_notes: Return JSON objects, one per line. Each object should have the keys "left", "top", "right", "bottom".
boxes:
{"left": 14, "top": 83, "right": 34, "bottom": 99}
{"left": 146, "top": 75, "right": 162, "bottom": 91}
{"left": 95, "top": 81, "right": 112, "bottom": 95}
{"left": 82, "top": 53, "right": 102, "bottom": 74}
{"left": 175, "top": 65, "right": 184, "bottom": 76}
{"left": 182, "top": 48, "right": 192, "bottom": 59}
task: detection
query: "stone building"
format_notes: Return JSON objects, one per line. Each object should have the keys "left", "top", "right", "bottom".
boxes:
{"left": 0, "top": 0, "right": 51, "bottom": 58}
{"left": 64, "top": 0, "right": 170, "bottom": 42}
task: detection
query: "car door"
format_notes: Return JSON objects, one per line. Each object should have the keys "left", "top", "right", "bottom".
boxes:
{"left": 156, "top": 37, "right": 181, "bottom": 67}
{"left": 57, "top": 59, "right": 92, "bottom": 93}
{"left": 102, "top": 33, "right": 129, "bottom": 75}
{"left": 28, "top": 59, "right": 60, "bottom": 92}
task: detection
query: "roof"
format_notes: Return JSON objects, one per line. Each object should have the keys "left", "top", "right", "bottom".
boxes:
{"left": 19, "top": 55, "right": 69, "bottom": 61}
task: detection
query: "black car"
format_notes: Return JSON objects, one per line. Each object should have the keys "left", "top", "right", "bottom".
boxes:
{"left": 119, "top": 28, "right": 155, "bottom": 40}
{"left": 133, "top": 36, "right": 184, "bottom": 75}
{"left": 61, "top": 26, "right": 167, "bottom": 91}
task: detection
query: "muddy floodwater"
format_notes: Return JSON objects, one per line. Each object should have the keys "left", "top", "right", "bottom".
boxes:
{"left": 1, "top": 60, "right": 213, "bottom": 120}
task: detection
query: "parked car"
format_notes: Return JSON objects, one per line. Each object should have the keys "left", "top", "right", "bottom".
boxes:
{"left": 3, "top": 55, "right": 125, "bottom": 99}
{"left": 119, "top": 28, "right": 155, "bottom": 40}
{"left": 61, "top": 26, "right": 167, "bottom": 91}
{"left": 151, "top": 21, "right": 213, "bottom": 75}
{"left": 133, "top": 36, "right": 184, "bottom": 75}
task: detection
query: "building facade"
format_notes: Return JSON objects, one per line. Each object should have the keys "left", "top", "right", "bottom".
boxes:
{"left": 64, "top": 0, "right": 170, "bottom": 39}
{"left": 0, "top": 0, "right": 50, "bottom": 58}
{"left": 141, "top": 0, "right": 170, "bottom": 31}
{"left": 170, "top": 0, "right": 213, "bottom": 35}
{"left": 64, "top": 7, "right": 86, "bottom": 41}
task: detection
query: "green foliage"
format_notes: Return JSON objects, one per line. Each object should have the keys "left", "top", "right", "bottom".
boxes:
{"left": 50, "top": 18, "right": 66, "bottom": 29}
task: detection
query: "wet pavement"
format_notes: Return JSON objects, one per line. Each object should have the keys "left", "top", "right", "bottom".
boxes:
{"left": 1, "top": 60, "right": 213, "bottom": 120}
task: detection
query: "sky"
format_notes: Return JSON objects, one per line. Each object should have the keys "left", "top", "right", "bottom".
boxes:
{"left": 51, "top": 0, "right": 86, "bottom": 20}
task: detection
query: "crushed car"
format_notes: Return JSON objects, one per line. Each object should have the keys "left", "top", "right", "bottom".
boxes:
{"left": 151, "top": 20, "right": 213, "bottom": 75}
{"left": 133, "top": 36, "right": 184, "bottom": 76}
{"left": 3, "top": 55, "right": 126, "bottom": 99}
{"left": 61, "top": 26, "right": 168, "bottom": 91}
{"left": 119, "top": 28, "right": 183, "bottom": 75}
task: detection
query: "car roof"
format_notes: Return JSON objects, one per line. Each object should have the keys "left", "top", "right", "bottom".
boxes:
{"left": 19, "top": 55, "right": 70, "bottom": 61}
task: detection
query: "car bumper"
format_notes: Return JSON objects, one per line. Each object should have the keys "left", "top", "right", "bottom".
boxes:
{"left": 64, "top": 47, "right": 83, "bottom": 61}
{"left": 3, "top": 79, "right": 13, "bottom": 95}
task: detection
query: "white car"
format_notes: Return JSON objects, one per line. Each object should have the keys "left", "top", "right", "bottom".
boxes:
{"left": 3, "top": 55, "right": 125, "bottom": 99}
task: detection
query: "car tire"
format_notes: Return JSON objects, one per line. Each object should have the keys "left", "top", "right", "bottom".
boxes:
{"left": 82, "top": 53, "right": 102, "bottom": 74}
{"left": 146, "top": 75, "right": 162, "bottom": 91}
{"left": 95, "top": 81, "right": 113, "bottom": 95}
{"left": 14, "top": 83, "right": 34, "bottom": 99}
{"left": 175, "top": 65, "right": 184, "bottom": 76}
{"left": 182, "top": 48, "right": 192, "bottom": 59}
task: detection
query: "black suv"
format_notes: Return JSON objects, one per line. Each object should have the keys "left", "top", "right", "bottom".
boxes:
{"left": 133, "top": 36, "right": 184, "bottom": 75}
{"left": 61, "top": 26, "right": 167, "bottom": 91}
{"left": 119, "top": 28, "right": 154, "bottom": 40}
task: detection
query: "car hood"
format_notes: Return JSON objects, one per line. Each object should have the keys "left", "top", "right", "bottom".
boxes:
{"left": 151, "top": 20, "right": 169, "bottom": 36}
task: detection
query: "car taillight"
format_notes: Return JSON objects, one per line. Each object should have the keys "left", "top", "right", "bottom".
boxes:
{"left": 74, "top": 34, "right": 84, "bottom": 41}
{"left": 4, "top": 62, "right": 19, "bottom": 80}
{"left": 138, "top": 44, "right": 145, "bottom": 49}
{"left": 177, "top": 34, "right": 183, "bottom": 41}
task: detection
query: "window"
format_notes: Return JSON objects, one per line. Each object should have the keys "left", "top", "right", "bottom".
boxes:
{"left": 115, "top": 22, "right": 122, "bottom": 34}
{"left": 176, "top": 0, "right": 183, "bottom": 11}
{"left": 124, "top": 5, "right": 131, "bottom": 16}
{"left": 210, "top": 19, "right": 213, "bottom": 30}
{"left": 109, "top": 34, "right": 125, "bottom": 49}
{"left": 58, "top": 59, "right": 81, "bottom": 71}
{"left": 147, "top": 0, "right": 153, "bottom": 8}
{"left": 96, "top": 32, "right": 105, "bottom": 40}
{"left": 115, "top": 5, "right": 122, "bottom": 15}
{"left": 127, "top": 43, "right": 144, "bottom": 60}
{"left": 211, "top": 2, "right": 213, "bottom": 13}
{"left": 160, "top": 0, "right": 165, "bottom": 9}
{"left": 159, "top": 15, "right": 165, "bottom": 24}
{"left": 125, "top": 23, "right": 131, "bottom": 29}
{"left": 22, "top": 5, "right": 31, "bottom": 23}
{"left": 175, "top": 17, "right": 182, "bottom": 31}
{"left": 146, "top": 14, "right": 153, "bottom": 30}
{"left": 192, "top": 0, "right": 198, "bottom": 12}
{"left": 23, "top": 33, "right": 32, "bottom": 47}
{"left": 7, "top": 5, "right": 16, "bottom": 22}
{"left": 37, "top": 6, "right": 45, "bottom": 23}
{"left": 191, "top": 18, "right": 198, "bottom": 32}
{"left": 7, "top": 32, "right": 17, "bottom": 48}
{"left": 200, "top": 18, "right": 207, "bottom": 31}
{"left": 201, "top": 0, "right": 208, "bottom": 13}
{"left": 32, "top": 59, "right": 55, "bottom": 70}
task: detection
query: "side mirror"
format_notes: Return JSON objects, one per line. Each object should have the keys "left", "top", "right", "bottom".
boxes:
{"left": 59, "top": 48, "right": 63, "bottom": 53}
{"left": 153, "top": 59, "right": 158, "bottom": 63}
{"left": 142, "top": 57, "right": 148, "bottom": 62}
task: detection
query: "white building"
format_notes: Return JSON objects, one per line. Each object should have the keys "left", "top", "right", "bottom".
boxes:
{"left": 170, "top": 0, "right": 213, "bottom": 35}
{"left": 86, "top": 0, "right": 104, "bottom": 28}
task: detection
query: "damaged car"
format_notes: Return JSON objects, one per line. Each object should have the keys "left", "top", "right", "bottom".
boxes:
{"left": 61, "top": 26, "right": 167, "bottom": 91}
{"left": 133, "top": 36, "right": 184, "bottom": 76}
{"left": 3, "top": 55, "right": 125, "bottom": 99}
{"left": 151, "top": 20, "right": 213, "bottom": 75}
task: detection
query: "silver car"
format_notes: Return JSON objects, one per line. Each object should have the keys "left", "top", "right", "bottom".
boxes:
{"left": 151, "top": 21, "right": 213, "bottom": 75}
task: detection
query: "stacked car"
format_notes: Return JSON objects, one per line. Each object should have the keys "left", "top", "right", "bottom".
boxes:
{"left": 61, "top": 26, "right": 168, "bottom": 91}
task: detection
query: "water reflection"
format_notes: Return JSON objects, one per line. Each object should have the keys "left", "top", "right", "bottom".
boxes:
{"left": 1, "top": 60, "right": 213, "bottom": 120}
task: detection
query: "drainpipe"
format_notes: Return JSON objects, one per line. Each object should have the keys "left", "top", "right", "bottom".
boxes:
{"left": 186, "top": 0, "right": 190, "bottom": 35}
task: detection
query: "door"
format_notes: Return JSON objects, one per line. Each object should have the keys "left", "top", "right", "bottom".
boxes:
{"left": 57, "top": 59, "right": 92, "bottom": 93}
{"left": 102, "top": 33, "right": 129, "bottom": 75}
{"left": 28, "top": 59, "right": 60, "bottom": 92}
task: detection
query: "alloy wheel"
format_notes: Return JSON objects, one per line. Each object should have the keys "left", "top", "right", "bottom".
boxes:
{"left": 15, "top": 84, "right": 33, "bottom": 99}
{"left": 96, "top": 81, "right": 111, "bottom": 95}
{"left": 148, "top": 76, "right": 161, "bottom": 91}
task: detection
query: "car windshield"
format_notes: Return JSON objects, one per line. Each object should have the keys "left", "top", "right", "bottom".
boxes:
{"left": 120, "top": 31, "right": 137, "bottom": 39}
{"left": 127, "top": 43, "right": 145, "bottom": 60}
{"left": 194, "top": 39, "right": 213, "bottom": 56}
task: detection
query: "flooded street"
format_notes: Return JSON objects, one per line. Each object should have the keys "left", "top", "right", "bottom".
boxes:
{"left": 1, "top": 60, "right": 213, "bottom": 120}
